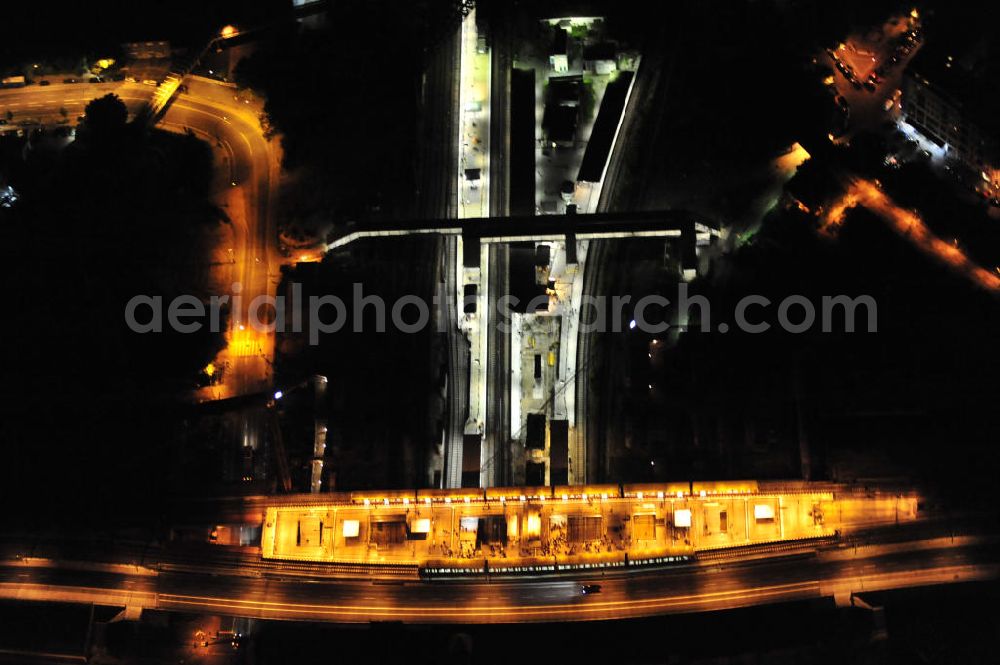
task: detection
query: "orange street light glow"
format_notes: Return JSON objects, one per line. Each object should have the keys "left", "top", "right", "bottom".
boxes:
{"left": 818, "top": 177, "right": 1000, "bottom": 292}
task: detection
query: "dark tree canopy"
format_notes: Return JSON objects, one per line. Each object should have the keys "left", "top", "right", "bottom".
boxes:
{"left": 83, "top": 93, "right": 128, "bottom": 139}
{"left": 234, "top": 0, "right": 465, "bottom": 224}
{"left": 0, "top": 108, "right": 225, "bottom": 528}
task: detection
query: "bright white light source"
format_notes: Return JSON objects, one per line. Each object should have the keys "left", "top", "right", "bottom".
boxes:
{"left": 525, "top": 513, "right": 541, "bottom": 536}
{"left": 411, "top": 518, "right": 431, "bottom": 534}
{"left": 674, "top": 509, "right": 692, "bottom": 528}
{"left": 754, "top": 504, "right": 775, "bottom": 521}
{"left": 342, "top": 520, "right": 360, "bottom": 538}
{"left": 273, "top": 390, "right": 283, "bottom": 400}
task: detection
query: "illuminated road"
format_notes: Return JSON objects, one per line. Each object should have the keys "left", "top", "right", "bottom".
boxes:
{"left": 167, "top": 77, "right": 280, "bottom": 403}
{"left": 0, "top": 81, "right": 160, "bottom": 138}
{"left": 820, "top": 176, "right": 1000, "bottom": 292}
{"left": 0, "top": 540, "right": 994, "bottom": 624}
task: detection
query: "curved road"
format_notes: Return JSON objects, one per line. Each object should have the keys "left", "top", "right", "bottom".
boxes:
{"left": 165, "top": 78, "right": 279, "bottom": 401}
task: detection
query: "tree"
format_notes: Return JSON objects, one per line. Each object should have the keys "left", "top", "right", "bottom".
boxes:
{"left": 83, "top": 93, "right": 128, "bottom": 139}
{"left": 0, "top": 97, "right": 225, "bottom": 528}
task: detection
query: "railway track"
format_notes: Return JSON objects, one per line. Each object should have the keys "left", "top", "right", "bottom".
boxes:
{"left": 419, "top": 20, "right": 466, "bottom": 488}
{"left": 573, "top": 23, "right": 676, "bottom": 483}
{"left": 484, "top": 243, "right": 510, "bottom": 486}
{"left": 443, "top": 236, "right": 470, "bottom": 488}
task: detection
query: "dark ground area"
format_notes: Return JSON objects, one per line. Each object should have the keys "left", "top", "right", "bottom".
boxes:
{"left": 0, "top": 600, "right": 93, "bottom": 659}
{"left": 580, "top": 0, "right": 1000, "bottom": 511}
{"left": 234, "top": 0, "right": 465, "bottom": 226}
{"left": 0, "top": 96, "right": 225, "bottom": 529}
{"left": 622, "top": 197, "right": 1000, "bottom": 505}
{"left": 274, "top": 237, "right": 442, "bottom": 491}
{"left": 0, "top": 0, "right": 288, "bottom": 67}
{"left": 244, "top": 582, "right": 1000, "bottom": 665}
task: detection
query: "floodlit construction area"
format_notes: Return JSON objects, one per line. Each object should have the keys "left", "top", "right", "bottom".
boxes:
{"left": 260, "top": 481, "right": 920, "bottom": 572}
{"left": 509, "top": 237, "right": 588, "bottom": 486}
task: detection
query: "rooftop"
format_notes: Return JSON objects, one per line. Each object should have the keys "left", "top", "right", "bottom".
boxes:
{"left": 907, "top": 35, "right": 1000, "bottom": 137}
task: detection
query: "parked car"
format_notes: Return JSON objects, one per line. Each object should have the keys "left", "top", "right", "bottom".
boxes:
{"left": 581, "top": 584, "right": 602, "bottom": 595}
{"left": 38, "top": 80, "right": 50, "bottom": 86}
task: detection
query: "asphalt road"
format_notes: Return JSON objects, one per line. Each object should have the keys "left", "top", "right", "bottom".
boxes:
{"left": 0, "top": 80, "right": 145, "bottom": 125}
{"left": 0, "top": 541, "right": 995, "bottom": 624}
{"left": 167, "top": 77, "right": 278, "bottom": 401}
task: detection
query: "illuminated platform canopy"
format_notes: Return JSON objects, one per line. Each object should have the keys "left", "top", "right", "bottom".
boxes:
{"left": 260, "top": 481, "right": 920, "bottom": 574}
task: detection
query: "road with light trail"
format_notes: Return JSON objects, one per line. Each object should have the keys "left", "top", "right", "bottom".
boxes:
{"left": 0, "top": 539, "right": 994, "bottom": 623}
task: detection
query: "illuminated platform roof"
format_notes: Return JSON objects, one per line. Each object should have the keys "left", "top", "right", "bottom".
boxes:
{"left": 259, "top": 480, "right": 922, "bottom": 575}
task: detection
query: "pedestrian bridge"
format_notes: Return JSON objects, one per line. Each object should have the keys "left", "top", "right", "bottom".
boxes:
{"left": 326, "top": 210, "right": 721, "bottom": 267}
